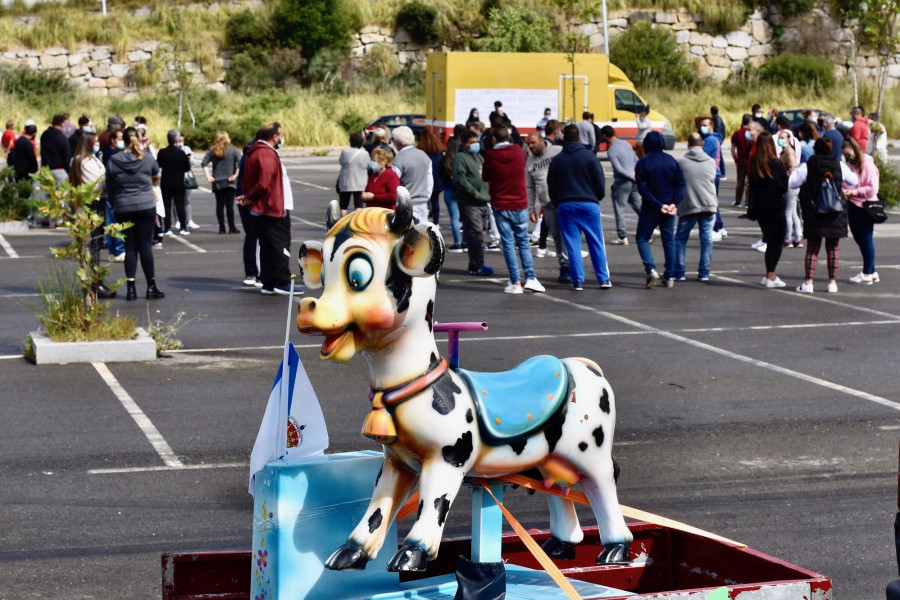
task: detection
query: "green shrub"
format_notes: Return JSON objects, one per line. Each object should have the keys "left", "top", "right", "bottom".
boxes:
{"left": 223, "top": 52, "right": 272, "bottom": 93}
{"left": 875, "top": 155, "right": 900, "bottom": 208}
{"left": 396, "top": 2, "right": 439, "bottom": 47}
{"left": 609, "top": 21, "right": 694, "bottom": 89}
{"left": 0, "top": 167, "right": 36, "bottom": 221}
{"left": 225, "top": 8, "right": 274, "bottom": 54}
{"left": 758, "top": 53, "right": 835, "bottom": 91}
{"left": 361, "top": 43, "right": 401, "bottom": 81}
{"left": 479, "top": 3, "right": 554, "bottom": 53}
{"left": 272, "top": 0, "right": 361, "bottom": 61}
{"left": 306, "top": 47, "right": 347, "bottom": 86}
{"left": 339, "top": 108, "right": 367, "bottom": 135}
{"left": 268, "top": 47, "right": 306, "bottom": 89}
{"left": 0, "top": 62, "right": 70, "bottom": 98}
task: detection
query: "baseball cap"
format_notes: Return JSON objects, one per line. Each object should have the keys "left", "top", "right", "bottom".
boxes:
{"left": 23, "top": 119, "right": 36, "bottom": 127}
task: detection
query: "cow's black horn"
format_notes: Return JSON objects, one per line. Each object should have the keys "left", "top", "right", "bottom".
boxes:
{"left": 389, "top": 187, "right": 413, "bottom": 234}
{"left": 326, "top": 200, "right": 342, "bottom": 230}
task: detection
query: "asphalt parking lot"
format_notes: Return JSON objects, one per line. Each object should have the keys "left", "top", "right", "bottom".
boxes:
{"left": 1, "top": 151, "right": 899, "bottom": 599}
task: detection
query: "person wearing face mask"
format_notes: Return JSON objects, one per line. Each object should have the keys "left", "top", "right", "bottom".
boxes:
{"left": 841, "top": 137, "right": 881, "bottom": 285}
{"left": 69, "top": 132, "right": 115, "bottom": 299}
{"left": 452, "top": 130, "right": 493, "bottom": 276}
{"left": 730, "top": 114, "right": 753, "bottom": 207}
{"left": 751, "top": 104, "right": 768, "bottom": 131}
{"left": 776, "top": 130, "right": 802, "bottom": 248}
{"left": 536, "top": 107, "right": 552, "bottom": 132}
{"left": 176, "top": 134, "right": 200, "bottom": 230}
{"left": 101, "top": 128, "right": 127, "bottom": 260}
{"left": 361, "top": 147, "right": 400, "bottom": 209}
{"left": 698, "top": 117, "right": 727, "bottom": 241}
{"left": 69, "top": 115, "right": 94, "bottom": 155}
{"left": 337, "top": 132, "right": 369, "bottom": 214}
{"left": 157, "top": 129, "right": 192, "bottom": 235}
{"left": 544, "top": 119, "right": 563, "bottom": 146}
{"left": 236, "top": 122, "right": 295, "bottom": 296}
{"left": 466, "top": 108, "right": 480, "bottom": 128}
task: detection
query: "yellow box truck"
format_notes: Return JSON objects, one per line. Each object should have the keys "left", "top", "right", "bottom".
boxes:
{"left": 425, "top": 51, "right": 675, "bottom": 149}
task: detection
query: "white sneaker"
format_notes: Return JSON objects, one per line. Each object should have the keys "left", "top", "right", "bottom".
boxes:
{"left": 581, "top": 250, "right": 589, "bottom": 258}
{"left": 872, "top": 271, "right": 880, "bottom": 283}
{"left": 534, "top": 248, "right": 556, "bottom": 258}
{"left": 111, "top": 252, "right": 125, "bottom": 263}
{"left": 523, "top": 278, "right": 545, "bottom": 293}
{"left": 718, "top": 228, "right": 728, "bottom": 238}
{"left": 243, "top": 276, "right": 258, "bottom": 286}
{"left": 188, "top": 220, "right": 200, "bottom": 229}
{"left": 756, "top": 243, "right": 768, "bottom": 253}
{"left": 826, "top": 282, "right": 838, "bottom": 293}
{"left": 504, "top": 282, "right": 524, "bottom": 294}
{"left": 765, "top": 277, "right": 786, "bottom": 288}
{"left": 173, "top": 221, "right": 180, "bottom": 230}
{"left": 711, "top": 231, "right": 723, "bottom": 242}
{"left": 751, "top": 239, "right": 765, "bottom": 249}
{"left": 650, "top": 228, "right": 660, "bottom": 242}
{"left": 849, "top": 272, "right": 873, "bottom": 285}
{"left": 796, "top": 282, "right": 814, "bottom": 293}
{"left": 611, "top": 238, "right": 629, "bottom": 245}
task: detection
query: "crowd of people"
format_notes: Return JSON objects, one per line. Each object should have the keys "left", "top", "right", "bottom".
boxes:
{"left": 337, "top": 102, "right": 888, "bottom": 294}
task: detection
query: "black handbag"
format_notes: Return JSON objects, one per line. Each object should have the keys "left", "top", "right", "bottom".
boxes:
{"left": 184, "top": 170, "right": 199, "bottom": 190}
{"left": 863, "top": 199, "right": 888, "bottom": 224}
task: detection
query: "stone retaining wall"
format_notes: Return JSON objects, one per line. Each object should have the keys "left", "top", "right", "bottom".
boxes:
{"left": 0, "top": 1, "right": 897, "bottom": 94}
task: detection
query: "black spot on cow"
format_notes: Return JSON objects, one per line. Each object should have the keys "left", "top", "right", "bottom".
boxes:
{"left": 586, "top": 364, "right": 604, "bottom": 378}
{"left": 466, "top": 409, "right": 473, "bottom": 423}
{"left": 329, "top": 224, "right": 353, "bottom": 262}
{"left": 599, "top": 388, "right": 610, "bottom": 414}
{"left": 375, "top": 465, "right": 383, "bottom": 487}
{"left": 508, "top": 437, "right": 527, "bottom": 455}
{"left": 613, "top": 458, "right": 621, "bottom": 483}
{"left": 416, "top": 499, "right": 424, "bottom": 520}
{"left": 544, "top": 376, "right": 573, "bottom": 453}
{"left": 431, "top": 352, "right": 438, "bottom": 365}
{"left": 592, "top": 425, "right": 605, "bottom": 447}
{"left": 442, "top": 431, "right": 473, "bottom": 467}
{"left": 578, "top": 441, "right": 588, "bottom": 452}
{"left": 367, "top": 508, "right": 383, "bottom": 533}
{"left": 432, "top": 372, "right": 461, "bottom": 415}
{"left": 426, "top": 299, "right": 434, "bottom": 332}
{"left": 386, "top": 268, "right": 413, "bottom": 313}
{"left": 434, "top": 494, "right": 451, "bottom": 526}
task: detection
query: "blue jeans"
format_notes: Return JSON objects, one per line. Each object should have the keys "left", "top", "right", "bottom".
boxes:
{"left": 611, "top": 179, "right": 641, "bottom": 240}
{"left": 492, "top": 209, "right": 535, "bottom": 284}
{"left": 557, "top": 202, "right": 610, "bottom": 284}
{"left": 105, "top": 201, "right": 125, "bottom": 256}
{"left": 848, "top": 201, "right": 875, "bottom": 274}
{"left": 443, "top": 188, "right": 462, "bottom": 245}
{"left": 674, "top": 213, "right": 715, "bottom": 279}
{"left": 636, "top": 207, "right": 676, "bottom": 279}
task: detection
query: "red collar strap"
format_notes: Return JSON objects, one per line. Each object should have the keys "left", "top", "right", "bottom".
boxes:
{"left": 370, "top": 357, "right": 449, "bottom": 408}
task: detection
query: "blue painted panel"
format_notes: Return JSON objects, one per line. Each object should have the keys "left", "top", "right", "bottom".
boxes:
{"left": 251, "top": 451, "right": 399, "bottom": 600}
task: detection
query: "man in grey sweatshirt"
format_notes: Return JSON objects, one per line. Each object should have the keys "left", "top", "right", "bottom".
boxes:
{"left": 525, "top": 132, "right": 569, "bottom": 282}
{"left": 392, "top": 126, "right": 433, "bottom": 224}
{"left": 673, "top": 133, "right": 718, "bottom": 281}
{"left": 601, "top": 126, "right": 642, "bottom": 245}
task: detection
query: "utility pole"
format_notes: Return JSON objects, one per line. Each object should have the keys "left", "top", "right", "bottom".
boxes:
{"left": 602, "top": 0, "right": 609, "bottom": 55}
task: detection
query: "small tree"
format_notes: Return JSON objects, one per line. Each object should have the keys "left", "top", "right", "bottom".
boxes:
{"left": 35, "top": 168, "right": 130, "bottom": 316}
{"left": 272, "top": 0, "right": 361, "bottom": 61}
{"left": 479, "top": 3, "right": 554, "bottom": 53}
{"left": 609, "top": 21, "right": 694, "bottom": 89}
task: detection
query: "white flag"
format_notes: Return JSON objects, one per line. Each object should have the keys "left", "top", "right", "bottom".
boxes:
{"left": 249, "top": 342, "right": 329, "bottom": 495}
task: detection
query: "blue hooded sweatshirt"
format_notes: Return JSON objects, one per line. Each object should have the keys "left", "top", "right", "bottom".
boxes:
{"left": 635, "top": 131, "right": 685, "bottom": 210}
{"left": 701, "top": 131, "right": 725, "bottom": 177}
{"left": 547, "top": 141, "right": 605, "bottom": 206}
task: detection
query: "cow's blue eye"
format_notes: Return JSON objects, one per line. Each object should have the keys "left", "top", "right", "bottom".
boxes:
{"left": 346, "top": 255, "right": 373, "bottom": 291}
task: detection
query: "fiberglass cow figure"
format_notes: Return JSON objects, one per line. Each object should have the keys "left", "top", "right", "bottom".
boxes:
{"left": 296, "top": 188, "right": 632, "bottom": 573}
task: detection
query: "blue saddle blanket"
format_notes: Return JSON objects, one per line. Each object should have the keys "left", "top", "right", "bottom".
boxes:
{"left": 457, "top": 355, "right": 568, "bottom": 443}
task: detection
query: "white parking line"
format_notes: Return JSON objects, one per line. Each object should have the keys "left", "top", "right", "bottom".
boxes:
{"left": 0, "top": 233, "right": 18, "bottom": 258}
{"left": 168, "top": 233, "right": 207, "bottom": 253}
{"left": 291, "top": 178, "right": 331, "bottom": 191}
{"left": 291, "top": 215, "right": 327, "bottom": 230}
{"left": 198, "top": 186, "right": 212, "bottom": 193}
{"left": 536, "top": 293, "right": 900, "bottom": 413}
{"left": 92, "top": 362, "right": 185, "bottom": 468}
{"left": 89, "top": 461, "right": 247, "bottom": 475}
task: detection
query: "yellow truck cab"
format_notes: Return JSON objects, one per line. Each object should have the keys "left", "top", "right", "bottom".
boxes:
{"left": 426, "top": 51, "right": 675, "bottom": 150}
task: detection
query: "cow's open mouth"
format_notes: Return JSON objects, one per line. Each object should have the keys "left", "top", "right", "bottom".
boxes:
{"left": 320, "top": 327, "right": 356, "bottom": 361}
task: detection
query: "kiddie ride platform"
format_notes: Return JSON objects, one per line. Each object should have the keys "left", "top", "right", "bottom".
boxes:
{"left": 161, "top": 451, "right": 832, "bottom": 600}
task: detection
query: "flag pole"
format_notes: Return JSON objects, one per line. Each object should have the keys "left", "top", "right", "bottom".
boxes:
{"left": 276, "top": 275, "right": 297, "bottom": 460}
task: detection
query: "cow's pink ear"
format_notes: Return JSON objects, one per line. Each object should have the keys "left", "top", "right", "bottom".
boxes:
{"left": 393, "top": 223, "right": 444, "bottom": 277}
{"left": 298, "top": 241, "right": 323, "bottom": 289}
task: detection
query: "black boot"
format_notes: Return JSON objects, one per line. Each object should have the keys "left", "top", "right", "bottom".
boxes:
{"left": 453, "top": 556, "right": 506, "bottom": 600}
{"left": 126, "top": 280, "right": 137, "bottom": 301}
{"left": 94, "top": 281, "right": 117, "bottom": 299}
{"left": 146, "top": 278, "right": 165, "bottom": 299}
{"left": 219, "top": 225, "right": 226, "bottom": 234}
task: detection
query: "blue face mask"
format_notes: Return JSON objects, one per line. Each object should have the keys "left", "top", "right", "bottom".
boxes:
{"left": 93, "top": 145, "right": 101, "bottom": 154}
{"left": 700, "top": 125, "right": 710, "bottom": 136}
{"left": 777, "top": 139, "right": 787, "bottom": 148}
{"left": 369, "top": 161, "right": 380, "bottom": 173}
{"left": 115, "top": 140, "right": 125, "bottom": 150}
{"left": 744, "top": 130, "right": 753, "bottom": 142}
{"left": 276, "top": 138, "right": 284, "bottom": 149}
{"left": 468, "top": 142, "right": 481, "bottom": 154}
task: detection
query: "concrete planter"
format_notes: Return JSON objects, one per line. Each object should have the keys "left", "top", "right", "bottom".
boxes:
{"left": 0, "top": 220, "right": 29, "bottom": 233}
{"left": 27, "top": 327, "right": 157, "bottom": 364}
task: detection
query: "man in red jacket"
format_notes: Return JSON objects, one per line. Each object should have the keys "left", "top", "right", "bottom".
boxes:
{"left": 237, "top": 123, "right": 294, "bottom": 296}
{"left": 482, "top": 125, "right": 545, "bottom": 295}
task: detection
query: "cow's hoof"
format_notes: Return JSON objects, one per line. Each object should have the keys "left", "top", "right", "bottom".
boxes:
{"left": 387, "top": 544, "right": 428, "bottom": 572}
{"left": 596, "top": 543, "right": 630, "bottom": 565}
{"left": 325, "top": 543, "right": 369, "bottom": 571}
{"left": 541, "top": 537, "right": 577, "bottom": 560}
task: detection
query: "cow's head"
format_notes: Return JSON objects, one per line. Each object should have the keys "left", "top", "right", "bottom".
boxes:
{"left": 296, "top": 188, "right": 444, "bottom": 363}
